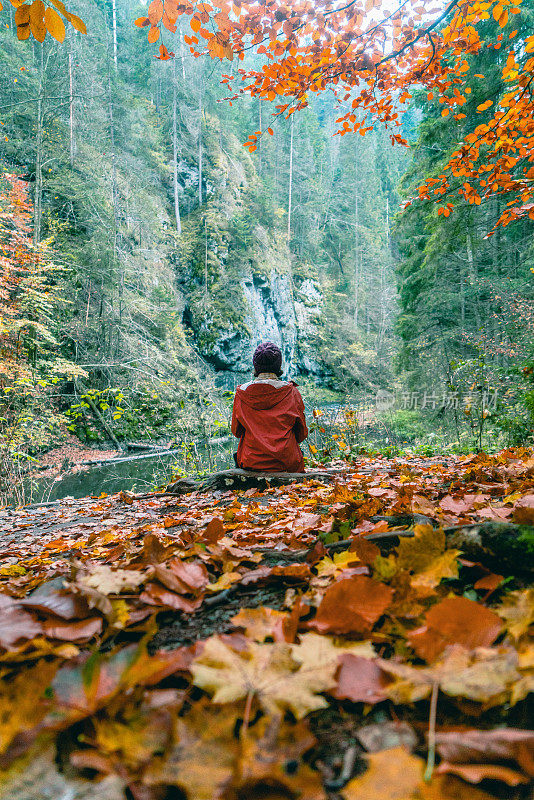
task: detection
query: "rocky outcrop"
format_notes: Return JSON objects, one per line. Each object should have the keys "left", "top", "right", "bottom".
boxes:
{"left": 190, "top": 268, "right": 325, "bottom": 383}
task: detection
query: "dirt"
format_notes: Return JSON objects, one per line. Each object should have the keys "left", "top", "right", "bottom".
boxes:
{"left": 149, "top": 582, "right": 289, "bottom": 651}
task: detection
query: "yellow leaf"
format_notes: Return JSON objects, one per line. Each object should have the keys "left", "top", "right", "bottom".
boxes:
{"left": 191, "top": 635, "right": 337, "bottom": 718}
{"left": 397, "top": 525, "right": 446, "bottom": 573}
{"left": 49, "top": 0, "right": 67, "bottom": 14}
{"left": 343, "top": 746, "right": 424, "bottom": 799}
{"left": 44, "top": 6, "right": 65, "bottom": 41}
{"left": 496, "top": 589, "right": 534, "bottom": 640}
{"left": 410, "top": 550, "right": 459, "bottom": 592}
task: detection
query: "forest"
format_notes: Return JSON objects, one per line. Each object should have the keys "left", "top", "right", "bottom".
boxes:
{"left": 0, "top": 0, "right": 533, "bottom": 798}
{"left": 0, "top": 0, "right": 532, "bottom": 500}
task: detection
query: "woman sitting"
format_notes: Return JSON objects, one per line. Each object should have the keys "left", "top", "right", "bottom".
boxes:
{"left": 231, "top": 342, "right": 308, "bottom": 472}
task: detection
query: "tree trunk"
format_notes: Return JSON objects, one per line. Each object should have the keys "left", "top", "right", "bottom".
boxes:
{"left": 353, "top": 161, "right": 360, "bottom": 329}
{"left": 287, "top": 114, "right": 294, "bottom": 245}
{"left": 33, "top": 45, "right": 44, "bottom": 246}
{"left": 204, "top": 217, "right": 208, "bottom": 294}
{"left": 198, "top": 88, "right": 203, "bottom": 206}
{"left": 111, "top": 0, "right": 118, "bottom": 69}
{"left": 107, "top": 63, "right": 120, "bottom": 259}
{"left": 172, "top": 58, "right": 182, "bottom": 236}
{"left": 68, "top": 50, "right": 76, "bottom": 166}
{"left": 166, "top": 467, "right": 349, "bottom": 495}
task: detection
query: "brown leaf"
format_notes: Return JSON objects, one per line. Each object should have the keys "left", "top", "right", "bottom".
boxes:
{"left": 435, "top": 728, "right": 534, "bottom": 777}
{"left": 512, "top": 494, "right": 534, "bottom": 524}
{"left": 349, "top": 535, "right": 380, "bottom": 564}
{"left": 234, "top": 715, "right": 324, "bottom": 799}
{"left": 0, "top": 594, "right": 42, "bottom": 650}
{"left": 309, "top": 576, "right": 393, "bottom": 635}
{"left": 331, "top": 655, "right": 390, "bottom": 704}
{"left": 436, "top": 761, "right": 529, "bottom": 786}
{"left": 168, "top": 558, "right": 209, "bottom": 592}
{"left": 143, "top": 699, "right": 239, "bottom": 798}
{"left": 202, "top": 517, "right": 225, "bottom": 543}
{"left": 41, "top": 616, "right": 103, "bottom": 642}
{"left": 473, "top": 572, "right": 503, "bottom": 591}
{"left": 122, "top": 643, "right": 202, "bottom": 688}
{"left": 19, "top": 582, "right": 90, "bottom": 620}
{"left": 417, "top": 774, "right": 503, "bottom": 800}
{"left": 408, "top": 597, "right": 503, "bottom": 662}
{"left": 139, "top": 583, "right": 203, "bottom": 612}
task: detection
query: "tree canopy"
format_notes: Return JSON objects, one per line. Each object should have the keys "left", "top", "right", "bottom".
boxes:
{"left": 3, "top": 0, "right": 534, "bottom": 226}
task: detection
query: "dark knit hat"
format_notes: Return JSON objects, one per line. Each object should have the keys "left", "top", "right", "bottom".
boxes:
{"left": 253, "top": 342, "right": 283, "bottom": 377}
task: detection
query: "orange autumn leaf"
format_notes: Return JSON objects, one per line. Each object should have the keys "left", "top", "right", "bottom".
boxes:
{"left": 309, "top": 575, "right": 393, "bottom": 635}
{"left": 408, "top": 597, "right": 503, "bottom": 662}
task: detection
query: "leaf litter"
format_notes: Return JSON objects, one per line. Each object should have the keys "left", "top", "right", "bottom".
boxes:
{"left": 0, "top": 449, "right": 532, "bottom": 798}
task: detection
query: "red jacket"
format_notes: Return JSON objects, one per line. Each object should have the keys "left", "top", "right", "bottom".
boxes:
{"left": 231, "top": 379, "right": 308, "bottom": 472}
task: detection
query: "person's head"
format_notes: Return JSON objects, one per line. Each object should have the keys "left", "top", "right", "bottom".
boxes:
{"left": 253, "top": 342, "right": 283, "bottom": 377}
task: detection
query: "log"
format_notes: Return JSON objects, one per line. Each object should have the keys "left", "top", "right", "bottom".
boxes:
{"left": 165, "top": 467, "right": 350, "bottom": 495}
{"left": 257, "top": 522, "right": 534, "bottom": 576}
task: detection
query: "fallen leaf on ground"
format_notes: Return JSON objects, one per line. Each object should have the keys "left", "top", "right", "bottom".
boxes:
{"left": 408, "top": 597, "right": 503, "bottom": 662}
{"left": 308, "top": 575, "right": 393, "bottom": 635}
{"left": 436, "top": 761, "right": 528, "bottom": 786}
{"left": 190, "top": 634, "right": 337, "bottom": 718}
{"left": 330, "top": 654, "right": 390, "bottom": 704}
{"left": 342, "top": 746, "right": 424, "bottom": 799}
{"left": 495, "top": 588, "right": 534, "bottom": 641}
{"left": 142, "top": 700, "right": 239, "bottom": 799}
{"left": 78, "top": 565, "right": 146, "bottom": 595}
{"left": 435, "top": 728, "right": 534, "bottom": 777}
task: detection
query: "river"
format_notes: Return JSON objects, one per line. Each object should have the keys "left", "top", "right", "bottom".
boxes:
{"left": 22, "top": 401, "right": 380, "bottom": 505}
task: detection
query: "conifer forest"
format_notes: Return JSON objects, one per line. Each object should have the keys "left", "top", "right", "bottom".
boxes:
{"left": 0, "top": 1, "right": 533, "bottom": 798}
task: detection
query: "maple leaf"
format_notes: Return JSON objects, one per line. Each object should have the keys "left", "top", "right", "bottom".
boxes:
{"left": 77, "top": 565, "right": 146, "bottom": 595}
{"left": 396, "top": 525, "right": 459, "bottom": 590}
{"left": 315, "top": 549, "right": 365, "bottom": 579}
{"left": 381, "top": 644, "right": 522, "bottom": 707}
{"left": 290, "top": 631, "right": 375, "bottom": 671}
{"left": 496, "top": 588, "right": 534, "bottom": 641}
{"left": 231, "top": 606, "right": 288, "bottom": 642}
{"left": 190, "top": 634, "right": 337, "bottom": 718}
{"left": 143, "top": 699, "right": 240, "bottom": 799}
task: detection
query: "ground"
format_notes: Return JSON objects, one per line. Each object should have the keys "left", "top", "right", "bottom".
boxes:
{"left": 0, "top": 450, "right": 532, "bottom": 800}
